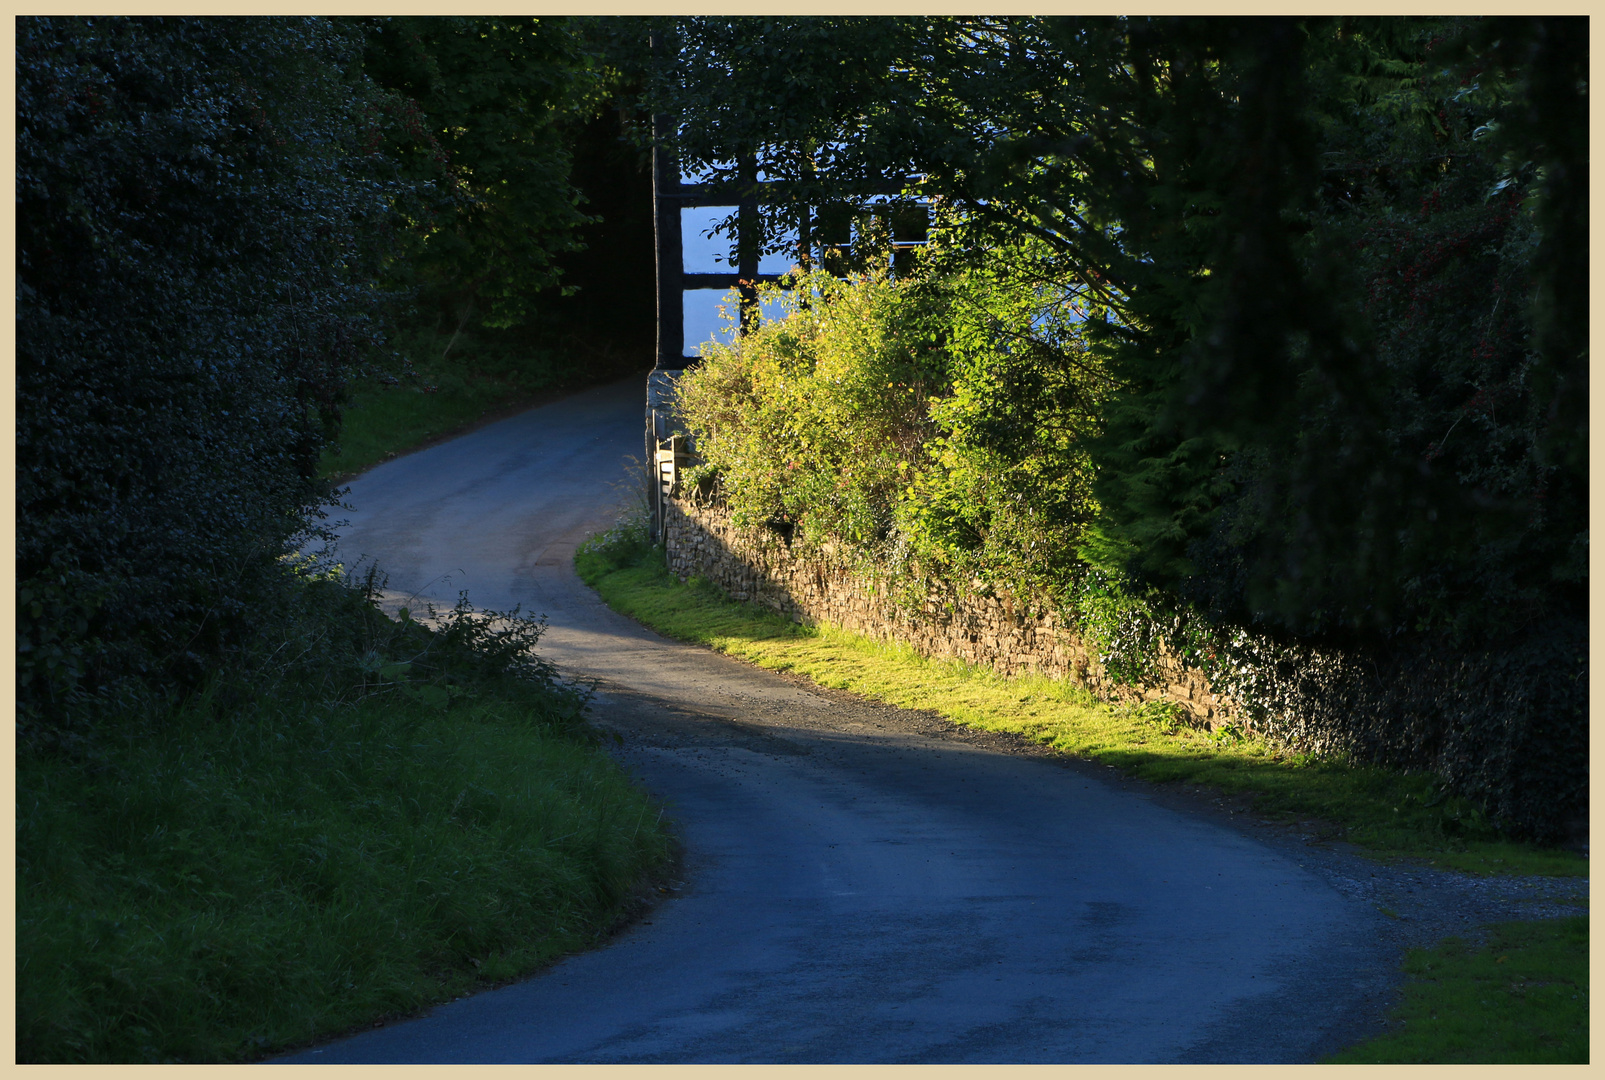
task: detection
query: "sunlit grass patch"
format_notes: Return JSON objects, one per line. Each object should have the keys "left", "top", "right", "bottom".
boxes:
{"left": 576, "top": 531, "right": 1586, "bottom": 879}
{"left": 1324, "top": 916, "right": 1588, "bottom": 1063}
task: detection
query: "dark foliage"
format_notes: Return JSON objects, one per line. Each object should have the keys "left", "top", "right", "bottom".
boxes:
{"left": 1177, "top": 614, "right": 1589, "bottom": 844}
{"left": 16, "top": 17, "right": 405, "bottom": 730}
{"left": 340, "top": 16, "right": 652, "bottom": 382}
{"left": 533, "top": 105, "right": 658, "bottom": 366}
{"left": 351, "top": 16, "right": 599, "bottom": 334}
{"left": 1149, "top": 18, "right": 1588, "bottom": 650}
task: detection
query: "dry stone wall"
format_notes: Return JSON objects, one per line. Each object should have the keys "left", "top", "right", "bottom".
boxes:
{"left": 664, "top": 496, "right": 1243, "bottom": 728}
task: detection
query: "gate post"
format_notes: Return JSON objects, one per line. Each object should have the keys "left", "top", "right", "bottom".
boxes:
{"left": 648, "top": 93, "right": 685, "bottom": 541}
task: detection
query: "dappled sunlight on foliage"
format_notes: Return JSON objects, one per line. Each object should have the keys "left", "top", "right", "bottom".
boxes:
{"left": 677, "top": 246, "right": 1108, "bottom": 607}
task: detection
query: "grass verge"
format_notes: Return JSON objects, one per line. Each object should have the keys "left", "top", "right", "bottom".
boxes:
{"left": 575, "top": 522, "right": 1585, "bottom": 879}
{"left": 16, "top": 574, "right": 673, "bottom": 1063}
{"left": 323, "top": 372, "right": 531, "bottom": 481}
{"left": 322, "top": 325, "right": 646, "bottom": 481}
{"left": 1324, "top": 916, "right": 1588, "bottom": 1063}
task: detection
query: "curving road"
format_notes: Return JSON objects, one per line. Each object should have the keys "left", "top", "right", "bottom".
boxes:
{"left": 277, "top": 378, "right": 1407, "bottom": 1063}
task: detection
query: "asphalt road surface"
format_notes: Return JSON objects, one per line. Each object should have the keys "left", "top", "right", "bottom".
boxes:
{"left": 277, "top": 378, "right": 1412, "bottom": 1063}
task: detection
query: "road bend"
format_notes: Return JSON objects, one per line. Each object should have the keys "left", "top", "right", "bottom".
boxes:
{"left": 276, "top": 377, "right": 1399, "bottom": 1064}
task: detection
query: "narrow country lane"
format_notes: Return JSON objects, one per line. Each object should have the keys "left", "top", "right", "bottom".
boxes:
{"left": 276, "top": 378, "right": 1406, "bottom": 1063}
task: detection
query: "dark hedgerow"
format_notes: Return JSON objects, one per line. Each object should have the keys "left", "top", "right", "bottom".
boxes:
{"left": 16, "top": 17, "right": 406, "bottom": 734}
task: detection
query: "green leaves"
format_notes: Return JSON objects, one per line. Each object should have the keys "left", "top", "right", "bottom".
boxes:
{"left": 355, "top": 16, "right": 601, "bottom": 330}
{"left": 678, "top": 271, "right": 939, "bottom": 555}
{"left": 675, "top": 240, "right": 1107, "bottom": 612}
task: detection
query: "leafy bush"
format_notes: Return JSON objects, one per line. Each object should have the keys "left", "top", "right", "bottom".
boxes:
{"left": 676, "top": 268, "right": 942, "bottom": 550}
{"left": 1170, "top": 609, "right": 1586, "bottom": 843}
{"left": 677, "top": 244, "right": 1105, "bottom": 604}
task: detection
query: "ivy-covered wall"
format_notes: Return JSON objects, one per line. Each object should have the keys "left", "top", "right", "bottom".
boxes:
{"left": 665, "top": 494, "right": 1587, "bottom": 847}
{"left": 665, "top": 496, "right": 1235, "bottom": 724}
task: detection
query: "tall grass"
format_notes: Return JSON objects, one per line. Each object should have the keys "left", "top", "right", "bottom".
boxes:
{"left": 16, "top": 574, "right": 673, "bottom": 1062}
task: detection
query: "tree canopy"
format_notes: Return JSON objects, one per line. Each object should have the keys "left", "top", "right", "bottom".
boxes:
{"left": 634, "top": 15, "right": 1586, "bottom": 651}
{"left": 352, "top": 16, "right": 605, "bottom": 331}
